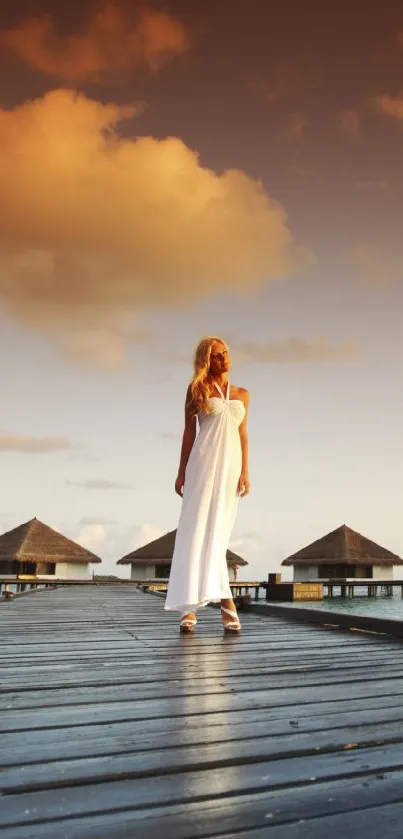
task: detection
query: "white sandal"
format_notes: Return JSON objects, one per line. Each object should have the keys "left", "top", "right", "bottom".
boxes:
{"left": 180, "top": 613, "right": 197, "bottom": 634}
{"left": 221, "top": 606, "right": 241, "bottom": 633}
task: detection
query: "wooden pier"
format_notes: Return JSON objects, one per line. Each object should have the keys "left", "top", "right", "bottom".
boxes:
{"left": 3, "top": 577, "right": 403, "bottom": 602}
{"left": 2, "top": 585, "right": 403, "bottom": 838}
{"left": 0, "top": 577, "right": 263, "bottom": 601}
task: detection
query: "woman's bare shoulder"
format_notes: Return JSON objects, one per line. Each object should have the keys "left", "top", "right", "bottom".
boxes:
{"left": 231, "top": 385, "right": 249, "bottom": 402}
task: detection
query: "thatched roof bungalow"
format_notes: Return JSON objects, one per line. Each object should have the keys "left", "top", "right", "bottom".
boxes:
{"left": 282, "top": 524, "right": 403, "bottom": 581}
{"left": 0, "top": 517, "right": 102, "bottom": 579}
{"left": 117, "top": 528, "right": 248, "bottom": 580}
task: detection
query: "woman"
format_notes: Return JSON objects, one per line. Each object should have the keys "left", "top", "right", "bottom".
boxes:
{"left": 164, "top": 336, "right": 250, "bottom": 633}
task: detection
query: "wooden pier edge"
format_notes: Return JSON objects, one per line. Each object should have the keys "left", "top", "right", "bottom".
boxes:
{"left": 242, "top": 601, "right": 403, "bottom": 640}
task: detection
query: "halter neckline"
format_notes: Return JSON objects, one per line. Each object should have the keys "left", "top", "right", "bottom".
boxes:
{"left": 213, "top": 380, "right": 230, "bottom": 401}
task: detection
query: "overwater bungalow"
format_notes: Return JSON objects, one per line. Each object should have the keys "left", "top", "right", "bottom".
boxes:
{"left": 117, "top": 528, "right": 248, "bottom": 580}
{"left": 0, "top": 517, "right": 102, "bottom": 579}
{"left": 282, "top": 523, "right": 403, "bottom": 581}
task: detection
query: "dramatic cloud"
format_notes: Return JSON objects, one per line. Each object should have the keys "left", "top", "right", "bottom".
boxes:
{"left": 66, "top": 479, "right": 134, "bottom": 490}
{"left": 377, "top": 95, "right": 403, "bottom": 121}
{"left": 230, "top": 336, "right": 361, "bottom": 363}
{"left": 338, "top": 108, "right": 359, "bottom": 140}
{"left": 0, "top": 90, "right": 309, "bottom": 365}
{"left": 350, "top": 242, "right": 402, "bottom": 284}
{"left": 0, "top": 4, "right": 190, "bottom": 81}
{"left": 0, "top": 429, "right": 71, "bottom": 453}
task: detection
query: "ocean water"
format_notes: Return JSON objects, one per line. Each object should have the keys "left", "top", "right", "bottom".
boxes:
{"left": 265, "top": 589, "right": 403, "bottom": 621}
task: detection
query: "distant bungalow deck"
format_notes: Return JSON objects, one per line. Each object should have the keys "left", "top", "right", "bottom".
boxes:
{"left": 2, "top": 585, "right": 403, "bottom": 838}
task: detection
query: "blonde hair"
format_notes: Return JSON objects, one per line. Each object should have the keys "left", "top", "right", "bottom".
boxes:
{"left": 188, "top": 336, "right": 227, "bottom": 414}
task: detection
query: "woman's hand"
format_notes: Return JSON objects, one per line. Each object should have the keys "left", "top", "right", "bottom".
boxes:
{"left": 175, "top": 472, "right": 185, "bottom": 497}
{"left": 238, "top": 473, "right": 251, "bottom": 497}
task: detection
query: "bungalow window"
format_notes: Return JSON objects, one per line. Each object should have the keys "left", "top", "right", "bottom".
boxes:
{"left": 320, "top": 564, "right": 373, "bottom": 579}
{"left": 18, "top": 562, "right": 36, "bottom": 576}
{"left": 155, "top": 564, "right": 171, "bottom": 578}
{"left": 320, "top": 564, "right": 349, "bottom": 578}
{"left": 36, "top": 562, "right": 56, "bottom": 575}
{"left": 0, "top": 560, "right": 18, "bottom": 574}
{"left": 353, "top": 565, "right": 373, "bottom": 578}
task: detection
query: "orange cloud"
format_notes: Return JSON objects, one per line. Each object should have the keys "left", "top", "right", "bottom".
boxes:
{"left": 0, "top": 4, "right": 190, "bottom": 81}
{"left": 0, "top": 90, "right": 311, "bottom": 366}
{"left": 0, "top": 429, "right": 71, "bottom": 453}
{"left": 377, "top": 94, "right": 403, "bottom": 121}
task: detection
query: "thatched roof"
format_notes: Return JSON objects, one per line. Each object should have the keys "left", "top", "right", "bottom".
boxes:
{"left": 282, "top": 524, "right": 403, "bottom": 567}
{"left": 0, "top": 518, "right": 102, "bottom": 564}
{"left": 117, "top": 529, "right": 248, "bottom": 567}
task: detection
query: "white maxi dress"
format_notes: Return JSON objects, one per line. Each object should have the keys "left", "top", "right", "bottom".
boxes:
{"left": 165, "top": 381, "right": 245, "bottom": 613}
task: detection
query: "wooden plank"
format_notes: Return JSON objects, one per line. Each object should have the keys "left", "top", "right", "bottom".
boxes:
{"left": 5, "top": 652, "right": 403, "bottom": 691}
{"left": 3, "top": 720, "right": 403, "bottom": 793}
{"left": 3, "top": 692, "right": 403, "bottom": 767}
{"left": 3, "top": 647, "right": 400, "bottom": 685}
{"left": 4, "top": 661, "right": 403, "bottom": 699}
{"left": 206, "top": 804, "right": 403, "bottom": 839}
{"left": 5, "top": 664, "right": 403, "bottom": 711}
{"left": 3, "top": 674, "right": 403, "bottom": 732}
{"left": 0, "top": 772, "right": 403, "bottom": 839}
{"left": 2, "top": 743, "right": 403, "bottom": 827}
{"left": 1, "top": 637, "right": 400, "bottom": 662}
{"left": 3, "top": 695, "right": 403, "bottom": 767}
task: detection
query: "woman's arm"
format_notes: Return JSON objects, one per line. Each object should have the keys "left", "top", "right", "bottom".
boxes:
{"left": 175, "top": 386, "right": 197, "bottom": 496}
{"left": 238, "top": 389, "right": 250, "bottom": 497}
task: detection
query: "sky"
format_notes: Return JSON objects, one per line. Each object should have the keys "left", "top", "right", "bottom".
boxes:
{"left": 0, "top": 0, "right": 402, "bottom": 579}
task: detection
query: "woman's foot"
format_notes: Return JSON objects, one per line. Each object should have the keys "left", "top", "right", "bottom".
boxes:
{"left": 180, "top": 612, "right": 197, "bottom": 633}
{"left": 220, "top": 599, "right": 241, "bottom": 633}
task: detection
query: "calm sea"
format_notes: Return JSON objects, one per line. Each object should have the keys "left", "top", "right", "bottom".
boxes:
{"left": 265, "top": 589, "right": 403, "bottom": 621}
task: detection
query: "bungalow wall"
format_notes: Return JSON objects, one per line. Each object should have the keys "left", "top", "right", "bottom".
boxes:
{"left": 130, "top": 563, "right": 169, "bottom": 581}
{"left": 39, "top": 562, "right": 92, "bottom": 580}
{"left": 129, "top": 559, "right": 240, "bottom": 581}
{"left": 372, "top": 565, "right": 393, "bottom": 580}
{"left": 293, "top": 566, "right": 318, "bottom": 581}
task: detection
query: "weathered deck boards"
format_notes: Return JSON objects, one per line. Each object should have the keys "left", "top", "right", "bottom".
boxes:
{"left": 1, "top": 587, "right": 403, "bottom": 838}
